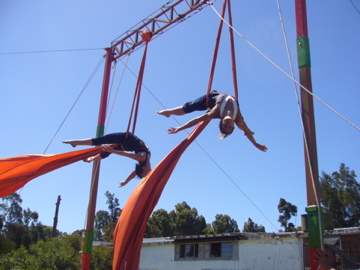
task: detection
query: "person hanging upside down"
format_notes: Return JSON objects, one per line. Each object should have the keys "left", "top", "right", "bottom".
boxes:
{"left": 157, "top": 91, "right": 267, "bottom": 152}
{"left": 63, "top": 132, "right": 151, "bottom": 187}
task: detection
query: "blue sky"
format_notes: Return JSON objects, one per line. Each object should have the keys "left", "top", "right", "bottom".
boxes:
{"left": 1, "top": 0, "right": 359, "bottom": 234}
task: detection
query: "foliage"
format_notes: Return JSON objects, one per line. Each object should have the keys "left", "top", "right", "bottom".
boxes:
{"left": 145, "top": 202, "right": 207, "bottom": 237}
{"left": 0, "top": 193, "right": 57, "bottom": 250}
{"left": 212, "top": 214, "right": 240, "bottom": 233}
{"left": 277, "top": 198, "right": 297, "bottom": 232}
{"left": 145, "top": 216, "right": 163, "bottom": 238}
{"left": 170, "top": 201, "right": 206, "bottom": 236}
{"left": 94, "top": 191, "right": 121, "bottom": 242}
{"left": 1, "top": 193, "right": 23, "bottom": 225}
{"left": 320, "top": 163, "right": 360, "bottom": 228}
{"left": 147, "top": 209, "right": 174, "bottom": 237}
{"left": 0, "top": 234, "right": 82, "bottom": 270}
{"left": 23, "top": 208, "right": 38, "bottom": 227}
{"left": 0, "top": 234, "right": 16, "bottom": 254}
{"left": 90, "top": 245, "right": 113, "bottom": 270}
{"left": 202, "top": 224, "right": 215, "bottom": 234}
{"left": 105, "top": 191, "right": 121, "bottom": 223}
{"left": 242, "top": 218, "right": 266, "bottom": 232}
{"left": 145, "top": 203, "right": 245, "bottom": 237}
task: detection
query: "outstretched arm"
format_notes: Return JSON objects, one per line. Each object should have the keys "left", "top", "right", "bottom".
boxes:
{"left": 168, "top": 112, "right": 214, "bottom": 134}
{"left": 236, "top": 120, "right": 267, "bottom": 152}
{"left": 102, "top": 145, "right": 146, "bottom": 163}
{"left": 119, "top": 171, "right": 137, "bottom": 188}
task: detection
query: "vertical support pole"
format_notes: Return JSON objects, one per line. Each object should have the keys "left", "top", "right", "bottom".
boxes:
{"left": 81, "top": 47, "right": 114, "bottom": 270}
{"left": 295, "top": 1, "right": 323, "bottom": 269}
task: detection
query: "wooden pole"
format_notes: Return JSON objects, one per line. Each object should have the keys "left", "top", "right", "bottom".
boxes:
{"left": 295, "top": 1, "right": 323, "bottom": 269}
{"left": 81, "top": 47, "right": 114, "bottom": 270}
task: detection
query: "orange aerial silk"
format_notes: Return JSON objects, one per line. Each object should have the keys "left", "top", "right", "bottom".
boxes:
{"left": 112, "top": 121, "right": 209, "bottom": 270}
{"left": 0, "top": 147, "right": 104, "bottom": 198}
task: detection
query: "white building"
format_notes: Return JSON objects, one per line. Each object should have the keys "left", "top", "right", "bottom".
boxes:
{"left": 139, "top": 232, "right": 304, "bottom": 270}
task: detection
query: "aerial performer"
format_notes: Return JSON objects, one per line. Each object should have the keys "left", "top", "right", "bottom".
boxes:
{"left": 157, "top": 91, "right": 267, "bottom": 152}
{"left": 63, "top": 132, "right": 151, "bottom": 187}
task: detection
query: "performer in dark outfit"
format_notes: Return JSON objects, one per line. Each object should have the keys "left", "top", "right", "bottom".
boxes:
{"left": 63, "top": 132, "right": 151, "bottom": 187}
{"left": 157, "top": 91, "right": 267, "bottom": 152}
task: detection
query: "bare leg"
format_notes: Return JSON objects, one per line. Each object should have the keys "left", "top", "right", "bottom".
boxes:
{"left": 157, "top": 106, "right": 186, "bottom": 118}
{"left": 62, "top": 138, "right": 93, "bottom": 148}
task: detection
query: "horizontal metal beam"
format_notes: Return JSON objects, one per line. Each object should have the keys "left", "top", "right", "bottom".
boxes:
{"left": 111, "top": 0, "right": 216, "bottom": 60}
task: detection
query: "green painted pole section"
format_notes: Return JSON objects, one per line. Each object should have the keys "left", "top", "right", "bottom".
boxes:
{"left": 96, "top": 125, "right": 105, "bottom": 138}
{"left": 295, "top": 1, "right": 324, "bottom": 269}
{"left": 82, "top": 47, "right": 114, "bottom": 270}
{"left": 306, "top": 206, "right": 323, "bottom": 248}
{"left": 297, "top": 36, "right": 311, "bottom": 68}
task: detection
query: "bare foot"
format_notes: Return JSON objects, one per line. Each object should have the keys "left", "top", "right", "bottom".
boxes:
{"left": 63, "top": 140, "right": 77, "bottom": 148}
{"left": 157, "top": 110, "right": 170, "bottom": 118}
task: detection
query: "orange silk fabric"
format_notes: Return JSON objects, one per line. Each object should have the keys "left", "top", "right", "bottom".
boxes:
{"left": 0, "top": 147, "right": 103, "bottom": 198}
{"left": 112, "top": 121, "right": 209, "bottom": 270}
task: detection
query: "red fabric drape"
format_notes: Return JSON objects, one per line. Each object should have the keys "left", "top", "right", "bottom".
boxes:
{"left": 206, "top": 0, "right": 239, "bottom": 105}
{"left": 126, "top": 42, "right": 148, "bottom": 136}
{"left": 0, "top": 147, "right": 104, "bottom": 198}
{"left": 112, "top": 120, "right": 209, "bottom": 270}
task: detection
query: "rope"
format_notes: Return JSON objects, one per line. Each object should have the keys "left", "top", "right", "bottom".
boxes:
{"left": 42, "top": 56, "right": 105, "bottom": 154}
{"left": 350, "top": 0, "right": 360, "bottom": 14}
{"left": 210, "top": 4, "right": 360, "bottom": 132}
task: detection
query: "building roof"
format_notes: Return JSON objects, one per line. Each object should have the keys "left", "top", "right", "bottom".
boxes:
{"left": 142, "top": 237, "right": 173, "bottom": 246}
{"left": 141, "top": 227, "right": 360, "bottom": 245}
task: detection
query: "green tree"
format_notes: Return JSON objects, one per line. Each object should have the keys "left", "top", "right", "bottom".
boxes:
{"left": 0, "top": 234, "right": 82, "bottom": 270}
{"left": 202, "top": 224, "right": 215, "bottom": 234}
{"left": 0, "top": 234, "right": 16, "bottom": 254}
{"left": 94, "top": 191, "right": 122, "bottom": 241}
{"left": 242, "top": 218, "right": 266, "bottom": 232}
{"left": 90, "top": 245, "right": 113, "bottom": 270}
{"left": 320, "top": 163, "right": 360, "bottom": 228}
{"left": 1, "top": 193, "right": 23, "bottom": 225}
{"left": 23, "top": 208, "right": 38, "bottom": 227}
{"left": 277, "top": 198, "right": 297, "bottom": 232}
{"left": 95, "top": 210, "right": 111, "bottom": 241}
{"left": 29, "top": 222, "right": 54, "bottom": 242}
{"left": 212, "top": 214, "right": 239, "bottom": 233}
{"left": 72, "top": 229, "right": 85, "bottom": 237}
{"left": 147, "top": 209, "right": 174, "bottom": 237}
{"left": 0, "top": 193, "right": 48, "bottom": 250}
{"left": 105, "top": 191, "right": 121, "bottom": 223}
{"left": 145, "top": 218, "right": 163, "bottom": 238}
{"left": 170, "top": 201, "right": 206, "bottom": 236}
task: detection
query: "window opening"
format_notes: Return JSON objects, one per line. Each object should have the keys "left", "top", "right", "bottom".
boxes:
{"left": 210, "top": 242, "right": 232, "bottom": 258}
{"left": 180, "top": 244, "right": 198, "bottom": 258}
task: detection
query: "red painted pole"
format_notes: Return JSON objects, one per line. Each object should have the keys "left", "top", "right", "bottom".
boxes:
{"left": 295, "top": 1, "right": 323, "bottom": 269}
{"left": 81, "top": 47, "right": 114, "bottom": 270}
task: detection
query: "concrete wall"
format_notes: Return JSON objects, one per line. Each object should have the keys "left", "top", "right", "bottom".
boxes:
{"left": 237, "top": 238, "right": 304, "bottom": 270}
{"left": 139, "top": 244, "right": 175, "bottom": 270}
{"left": 138, "top": 237, "right": 304, "bottom": 270}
